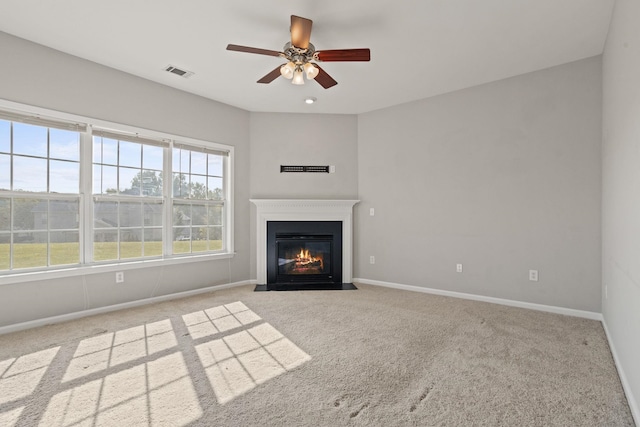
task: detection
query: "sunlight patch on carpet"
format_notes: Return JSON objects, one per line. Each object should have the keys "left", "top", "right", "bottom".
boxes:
{"left": 193, "top": 303, "right": 311, "bottom": 405}
{"left": 0, "top": 406, "right": 24, "bottom": 426}
{"left": 40, "top": 352, "right": 202, "bottom": 427}
{"left": 0, "top": 347, "right": 59, "bottom": 405}
{"left": 62, "top": 319, "right": 177, "bottom": 382}
{"left": 182, "top": 301, "right": 262, "bottom": 339}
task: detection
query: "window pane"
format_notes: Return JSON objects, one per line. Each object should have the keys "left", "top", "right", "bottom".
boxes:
{"left": 119, "top": 167, "right": 140, "bottom": 195}
{"left": 120, "top": 202, "right": 142, "bottom": 227}
{"left": 13, "top": 156, "right": 47, "bottom": 192}
{"left": 144, "top": 228, "right": 162, "bottom": 257}
{"left": 0, "top": 234, "right": 8, "bottom": 270}
{"left": 173, "top": 228, "right": 190, "bottom": 254}
{"left": 144, "top": 203, "right": 162, "bottom": 227}
{"left": 143, "top": 145, "right": 163, "bottom": 170}
{"left": 13, "top": 123, "right": 47, "bottom": 157}
{"left": 192, "top": 228, "right": 207, "bottom": 252}
{"left": 172, "top": 173, "right": 188, "bottom": 198}
{"left": 14, "top": 198, "right": 42, "bottom": 231}
{"left": 119, "top": 141, "right": 141, "bottom": 168}
{"left": 140, "top": 170, "right": 162, "bottom": 196}
{"left": 102, "top": 138, "right": 118, "bottom": 165}
{"left": 50, "top": 129, "right": 79, "bottom": 161}
{"left": 50, "top": 231, "right": 79, "bottom": 266}
{"left": 95, "top": 201, "right": 118, "bottom": 228}
{"left": 173, "top": 204, "right": 190, "bottom": 227}
{"left": 92, "top": 165, "right": 101, "bottom": 194}
{"left": 208, "top": 154, "right": 223, "bottom": 176}
{"left": 13, "top": 232, "right": 47, "bottom": 269}
{"left": 191, "top": 204, "right": 206, "bottom": 226}
{"left": 93, "top": 164, "right": 118, "bottom": 195}
{"left": 0, "top": 120, "right": 9, "bottom": 153}
{"left": 208, "top": 226, "right": 223, "bottom": 251}
{"left": 50, "top": 200, "right": 79, "bottom": 230}
{"left": 192, "top": 226, "right": 206, "bottom": 241}
{"left": 0, "top": 154, "right": 9, "bottom": 191}
{"left": 207, "top": 177, "right": 223, "bottom": 200}
{"left": 208, "top": 205, "right": 223, "bottom": 226}
{"left": 189, "top": 175, "right": 207, "bottom": 199}
{"left": 0, "top": 198, "right": 9, "bottom": 230}
{"left": 120, "top": 229, "right": 142, "bottom": 259}
{"left": 94, "top": 230, "right": 118, "bottom": 261}
{"left": 172, "top": 148, "right": 189, "bottom": 173}
{"left": 93, "top": 137, "right": 102, "bottom": 163}
{"left": 50, "top": 160, "right": 79, "bottom": 194}
{"left": 191, "top": 151, "right": 206, "bottom": 175}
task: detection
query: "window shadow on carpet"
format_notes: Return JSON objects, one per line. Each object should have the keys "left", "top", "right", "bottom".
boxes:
{"left": 0, "top": 301, "right": 311, "bottom": 426}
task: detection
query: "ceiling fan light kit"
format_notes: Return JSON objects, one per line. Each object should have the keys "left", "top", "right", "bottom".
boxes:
{"left": 227, "top": 15, "right": 370, "bottom": 89}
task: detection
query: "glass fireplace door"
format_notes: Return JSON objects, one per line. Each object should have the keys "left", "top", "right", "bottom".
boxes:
{"left": 276, "top": 236, "right": 332, "bottom": 282}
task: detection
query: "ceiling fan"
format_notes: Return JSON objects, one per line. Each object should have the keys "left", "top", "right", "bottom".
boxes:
{"left": 226, "top": 15, "right": 371, "bottom": 89}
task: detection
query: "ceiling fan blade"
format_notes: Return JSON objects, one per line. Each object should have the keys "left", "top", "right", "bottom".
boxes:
{"left": 257, "top": 66, "right": 283, "bottom": 84}
{"left": 290, "top": 15, "right": 313, "bottom": 49}
{"left": 314, "top": 65, "right": 338, "bottom": 89}
{"left": 316, "top": 49, "right": 371, "bottom": 62}
{"left": 227, "top": 44, "right": 282, "bottom": 57}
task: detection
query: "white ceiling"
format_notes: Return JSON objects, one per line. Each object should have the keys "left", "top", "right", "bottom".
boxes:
{"left": 0, "top": 0, "right": 614, "bottom": 114}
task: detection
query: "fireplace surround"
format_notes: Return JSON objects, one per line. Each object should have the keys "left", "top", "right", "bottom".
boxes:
{"left": 251, "top": 199, "right": 359, "bottom": 290}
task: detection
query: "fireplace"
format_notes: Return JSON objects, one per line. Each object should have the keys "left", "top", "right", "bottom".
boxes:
{"left": 251, "top": 199, "right": 359, "bottom": 291}
{"left": 267, "top": 221, "right": 342, "bottom": 287}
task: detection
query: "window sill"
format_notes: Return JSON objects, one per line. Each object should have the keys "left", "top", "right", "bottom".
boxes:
{"left": 0, "top": 252, "right": 235, "bottom": 286}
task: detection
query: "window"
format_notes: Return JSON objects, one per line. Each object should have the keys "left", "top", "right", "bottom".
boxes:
{"left": 172, "top": 145, "right": 226, "bottom": 254}
{"left": 92, "top": 132, "right": 166, "bottom": 262}
{"left": 0, "top": 115, "right": 83, "bottom": 271}
{"left": 0, "top": 104, "right": 233, "bottom": 274}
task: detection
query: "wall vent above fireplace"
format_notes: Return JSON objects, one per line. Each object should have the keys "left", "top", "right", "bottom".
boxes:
{"left": 280, "top": 165, "right": 329, "bottom": 173}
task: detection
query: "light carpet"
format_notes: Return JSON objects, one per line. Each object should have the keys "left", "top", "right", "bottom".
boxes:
{"left": 0, "top": 284, "right": 634, "bottom": 426}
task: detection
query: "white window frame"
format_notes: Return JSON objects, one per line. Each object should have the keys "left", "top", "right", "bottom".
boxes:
{"left": 0, "top": 99, "right": 235, "bottom": 284}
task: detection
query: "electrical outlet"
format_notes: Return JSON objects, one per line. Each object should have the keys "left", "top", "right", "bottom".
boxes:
{"left": 529, "top": 270, "right": 538, "bottom": 282}
{"left": 456, "top": 263, "right": 463, "bottom": 273}
{"left": 115, "top": 271, "right": 125, "bottom": 283}
{"left": 369, "top": 256, "right": 375, "bottom": 264}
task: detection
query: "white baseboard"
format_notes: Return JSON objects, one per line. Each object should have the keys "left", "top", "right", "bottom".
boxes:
{"left": 602, "top": 318, "right": 640, "bottom": 427}
{"left": 0, "top": 279, "right": 254, "bottom": 336}
{"left": 354, "top": 278, "right": 603, "bottom": 320}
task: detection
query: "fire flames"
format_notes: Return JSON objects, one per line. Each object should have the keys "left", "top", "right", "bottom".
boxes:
{"left": 295, "top": 248, "right": 323, "bottom": 269}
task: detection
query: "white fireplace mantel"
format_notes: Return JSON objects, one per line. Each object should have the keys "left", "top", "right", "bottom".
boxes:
{"left": 251, "top": 199, "right": 360, "bottom": 284}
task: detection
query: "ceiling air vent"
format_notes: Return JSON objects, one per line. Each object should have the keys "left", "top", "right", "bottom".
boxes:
{"left": 164, "top": 65, "right": 194, "bottom": 78}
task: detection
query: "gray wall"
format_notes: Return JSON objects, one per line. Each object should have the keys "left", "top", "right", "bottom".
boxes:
{"left": 356, "top": 57, "right": 602, "bottom": 312}
{"left": 0, "top": 32, "right": 251, "bottom": 327}
{"left": 602, "top": 0, "right": 640, "bottom": 418}
{"left": 249, "top": 112, "right": 358, "bottom": 199}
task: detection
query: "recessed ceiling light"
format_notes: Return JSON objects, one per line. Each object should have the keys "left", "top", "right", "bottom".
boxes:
{"left": 304, "top": 97, "right": 317, "bottom": 105}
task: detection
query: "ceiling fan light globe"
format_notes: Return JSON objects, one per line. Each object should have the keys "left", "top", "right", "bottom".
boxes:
{"left": 280, "top": 62, "right": 295, "bottom": 79}
{"left": 304, "top": 63, "right": 319, "bottom": 80}
{"left": 292, "top": 69, "right": 305, "bottom": 85}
